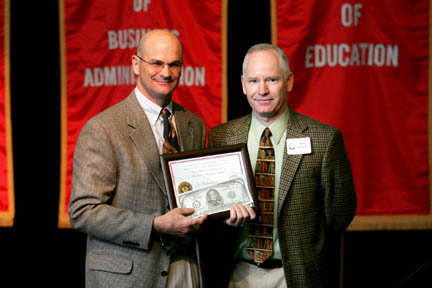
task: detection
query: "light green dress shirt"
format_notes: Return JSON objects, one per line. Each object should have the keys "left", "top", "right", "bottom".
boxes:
{"left": 234, "top": 108, "right": 289, "bottom": 260}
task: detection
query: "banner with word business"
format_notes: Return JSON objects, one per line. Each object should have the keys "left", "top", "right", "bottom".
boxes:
{"left": 59, "top": 0, "right": 227, "bottom": 227}
{"left": 0, "top": 0, "right": 13, "bottom": 227}
{"left": 273, "top": 0, "right": 431, "bottom": 229}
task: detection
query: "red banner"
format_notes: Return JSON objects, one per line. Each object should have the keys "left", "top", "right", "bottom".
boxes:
{"left": 59, "top": 0, "right": 227, "bottom": 227}
{"left": 274, "top": 0, "right": 431, "bottom": 229}
{"left": 0, "top": 0, "right": 13, "bottom": 227}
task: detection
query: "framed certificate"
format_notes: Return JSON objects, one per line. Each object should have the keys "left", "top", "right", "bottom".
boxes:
{"left": 160, "top": 144, "right": 260, "bottom": 218}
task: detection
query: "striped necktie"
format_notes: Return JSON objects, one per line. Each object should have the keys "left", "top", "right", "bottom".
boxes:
{"left": 160, "top": 108, "right": 180, "bottom": 153}
{"left": 247, "top": 127, "right": 275, "bottom": 264}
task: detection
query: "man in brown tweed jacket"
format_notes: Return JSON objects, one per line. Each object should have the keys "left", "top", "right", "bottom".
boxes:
{"left": 69, "top": 30, "right": 208, "bottom": 288}
{"left": 203, "top": 44, "right": 357, "bottom": 287}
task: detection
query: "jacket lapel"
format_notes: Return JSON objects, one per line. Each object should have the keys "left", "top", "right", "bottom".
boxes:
{"left": 216, "top": 112, "right": 305, "bottom": 215}
{"left": 228, "top": 115, "right": 252, "bottom": 145}
{"left": 173, "top": 105, "right": 193, "bottom": 152}
{"left": 277, "top": 109, "right": 308, "bottom": 216}
{"left": 125, "top": 92, "right": 167, "bottom": 194}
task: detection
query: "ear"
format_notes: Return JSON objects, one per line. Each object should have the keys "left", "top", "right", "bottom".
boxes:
{"left": 287, "top": 72, "right": 294, "bottom": 92}
{"left": 241, "top": 75, "right": 247, "bottom": 95}
{"left": 131, "top": 55, "right": 140, "bottom": 76}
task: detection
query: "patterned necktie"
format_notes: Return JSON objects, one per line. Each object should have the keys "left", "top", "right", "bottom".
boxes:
{"left": 160, "top": 108, "right": 180, "bottom": 153}
{"left": 247, "top": 127, "right": 275, "bottom": 264}
{"left": 159, "top": 108, "right": 181, "bottom": 255}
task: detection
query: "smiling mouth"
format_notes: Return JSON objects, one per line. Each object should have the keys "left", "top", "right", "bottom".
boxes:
{"left": 255, "top": 98, "right": 273, "bottom": 102}
{"left": 156, "top": 81, "right": 173, "bottom": 85}
{"left": 153, "top": 77, "right": 175, "bottom": 84}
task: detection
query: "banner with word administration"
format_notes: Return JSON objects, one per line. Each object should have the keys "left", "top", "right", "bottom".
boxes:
{"left": 0, "top": 0, "right": 13, "bottom": 227}
{"left": 273, "top": 0, "right": 431, "bottom": 229}
{"left": 59, "top": 0, "right": 227, "bottom": 227}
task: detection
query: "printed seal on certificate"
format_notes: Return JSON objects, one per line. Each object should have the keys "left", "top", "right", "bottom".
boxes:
{"left": 178, "top": 181, "right": 193, "bottom": 193}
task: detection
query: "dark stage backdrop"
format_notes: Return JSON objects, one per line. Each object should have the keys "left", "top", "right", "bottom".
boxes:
{"left": 1, "top": 1, "right": 431, "bottom": 287}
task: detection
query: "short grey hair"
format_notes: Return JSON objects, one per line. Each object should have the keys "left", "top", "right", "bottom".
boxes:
{"left": 242, "top": 43, "right": 291, "bottom": 80}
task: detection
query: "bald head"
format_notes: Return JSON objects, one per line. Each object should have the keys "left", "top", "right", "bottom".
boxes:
{"left": 132, "top": 29, "right": 184, "bottom": 107}
{"left": 137, "top": 30, "right": 183, "bottom": 61}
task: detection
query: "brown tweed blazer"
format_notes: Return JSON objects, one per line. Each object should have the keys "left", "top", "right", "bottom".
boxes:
{"left": 69, "top": 91, "right": 206, "bottom": 288}
{"left": 205, "top": 108, "right": 356, "bottom": 288}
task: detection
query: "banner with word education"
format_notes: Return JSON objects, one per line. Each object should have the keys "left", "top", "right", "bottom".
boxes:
{"left": 59, "top": 0, "right": 227, "bottom": 227}
{"left": 273, "top": 0, "right": 431, "bottom": 229}
{"left": 0, "top": 0, "right": 13, "bottom": 227}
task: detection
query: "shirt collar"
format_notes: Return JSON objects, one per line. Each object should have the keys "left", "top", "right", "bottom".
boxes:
{"left": 251, "top": 108, "right": 289, "bottom": 145}
{"left": 135, "top": 87, "right": 173, "bottom": 125}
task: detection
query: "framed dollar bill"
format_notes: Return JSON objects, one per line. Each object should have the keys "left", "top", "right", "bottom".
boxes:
{"left": 160, "top": 144, "right": 260, "bottom": 218}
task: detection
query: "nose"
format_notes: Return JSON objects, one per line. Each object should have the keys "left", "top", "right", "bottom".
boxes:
{"left": 258, "top": 82, "right": 269, "bottom": 96}
{"left": 159, "top": 63, "right": 172, "bottom": 78}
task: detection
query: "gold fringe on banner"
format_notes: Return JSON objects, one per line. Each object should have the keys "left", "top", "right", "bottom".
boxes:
{"left": 0, "top": 0, "right": 14, "bottom": 227}
{"left": 222, "top": 0, "right": 228, "bottom": 124}
{"left": 270, "top": 0, "right": 277, "bottom": 46}
{"left": 58, "top": 0, "right": 70, "bottom": 228}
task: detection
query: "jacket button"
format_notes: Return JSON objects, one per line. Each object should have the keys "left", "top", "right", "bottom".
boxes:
{"left": 161, "top": 271, "right": 168, "bottom": 277}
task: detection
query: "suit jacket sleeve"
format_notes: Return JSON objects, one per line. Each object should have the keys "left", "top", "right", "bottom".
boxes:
{"left": 69, "top": 118, "right": 154, "bottom": 250}
{"left": 321, "top": 129, "right": 357, "bottom": 233}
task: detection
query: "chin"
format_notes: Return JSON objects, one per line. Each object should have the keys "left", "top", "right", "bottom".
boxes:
{"left": 257, "top": 109, "right": 280, "bottom": 119}
{"left": 154, "top": 86, "right": 175, "bottom": 95}
{"left": 256, "top": 107, "right": 276, "bottom": 116}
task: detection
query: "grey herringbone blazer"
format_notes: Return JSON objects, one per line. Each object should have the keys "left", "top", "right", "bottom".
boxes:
{"left": 207, "top": 108, "right": 356, "bottom": 288}
{"left": 69, "top": 91, "right": 206, "bottom": 288}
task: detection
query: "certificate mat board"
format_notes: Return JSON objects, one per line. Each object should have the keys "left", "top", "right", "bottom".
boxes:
{"left": 160, "top": 144, "right": 260, "bottom": 218}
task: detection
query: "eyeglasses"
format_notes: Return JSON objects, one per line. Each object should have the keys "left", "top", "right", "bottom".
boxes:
{"left": 136, "top": 55, "right": 182, "bottom": 73}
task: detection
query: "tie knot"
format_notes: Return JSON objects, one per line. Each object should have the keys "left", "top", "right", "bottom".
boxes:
{"left": 160, "top": 108, "right": 171, "bottom": 120}
{"left": 259, "top": 128, "right": 272, "bottom": 148}
{"left": 264, "top": 127, "right": 272, "bottom": 138}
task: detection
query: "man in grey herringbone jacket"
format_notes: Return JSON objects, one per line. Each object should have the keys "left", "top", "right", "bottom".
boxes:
{"left": 69, "top": 30, "right": 207, "bottom": 288}
{"left": 204, "top": 44, "right": 356, "bottom": 288}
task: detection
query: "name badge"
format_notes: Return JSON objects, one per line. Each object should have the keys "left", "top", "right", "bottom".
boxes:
{"left": 286, "top": 137, "right": 311, "bottom": 155}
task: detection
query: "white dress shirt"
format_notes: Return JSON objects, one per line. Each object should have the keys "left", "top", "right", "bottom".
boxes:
{"left": 134, "top": 87, "right": 177, "bottom": 153}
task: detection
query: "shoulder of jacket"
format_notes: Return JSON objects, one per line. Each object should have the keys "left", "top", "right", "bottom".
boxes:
{"left": 210, "top": 114, "right": 251, "bottom": 133}
{"left": 292, "top": 110, "right": 339, "bottom": 134}
{"left": 173, "top": 102, "right": 204, "bottom": 124}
